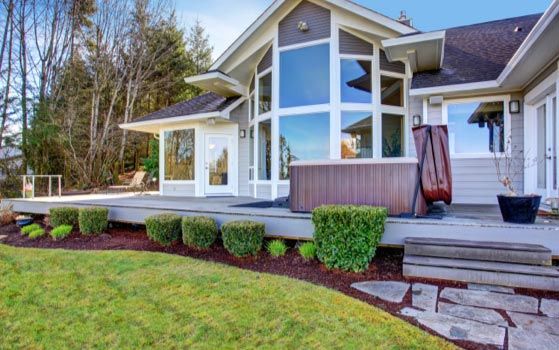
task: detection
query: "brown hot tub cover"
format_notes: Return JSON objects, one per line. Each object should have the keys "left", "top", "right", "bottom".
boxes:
{"left": 413, "top": 125, "right": 452, "bottom": 205}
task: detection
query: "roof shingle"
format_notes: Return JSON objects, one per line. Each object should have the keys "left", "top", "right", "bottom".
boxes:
{"left": 133, "top": 92, "right": 241, "bottom": 123}
{"left": 411, "top": 13, "right": 542, "bottom": 89}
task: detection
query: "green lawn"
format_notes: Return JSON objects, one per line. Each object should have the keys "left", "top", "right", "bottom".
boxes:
{"left": 0, "top": 245, "right": 454, "bottom": 349}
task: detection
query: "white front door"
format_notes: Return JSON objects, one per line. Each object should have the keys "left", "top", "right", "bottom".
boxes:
{"left": 534, "top": 95, "right": 558, "bottom": 198}
{"left": 205, "top": 134, "right": 233, "bottom": 195}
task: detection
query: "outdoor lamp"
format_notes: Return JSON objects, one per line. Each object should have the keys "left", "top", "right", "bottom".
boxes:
{"left": 509, "top": 100, "right": 521, "bottom": 114}
{"left": 240, "top": 129, "right": 246, "bottom": 139}
{"left": 412, "top": 114, "right": 422, "bottom": 127}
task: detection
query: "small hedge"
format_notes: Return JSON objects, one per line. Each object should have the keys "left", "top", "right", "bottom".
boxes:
{"left": 21, "top": 223, "right": 41, "bottom": 236}
{"left": 298, "top": 242, "right": 317, "bottom": 261}
{"left": 182, "top": 216, "right": 218, "bottom": 249}
{"left": 79, "top": 207, "right": 109, "bottom": 235}
{"left": 312, "top": 205, "right": 387, "bottom": 272}
{"left": 51, "top": 225, "right": 73, "bottom": 240}
{"left": 221, "top": 220, "right": 265, "bottom": 257}
{"left": 49, "top": 207, "right": 79, "bottom": 227}
{"left": 29, "top": 228, "right": 45, "bottom": 239}
{"left": 267, "top": 240, "right": 288, "bottom": 257}
{"left": 145, "top": 213, "right": 181, "bottom": 246}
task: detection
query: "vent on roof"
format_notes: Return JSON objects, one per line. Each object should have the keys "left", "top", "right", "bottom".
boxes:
{"left": 514, "top": 26, "right": 523, "bottom": 32}
{"left": 397, "top": 10, "right": 413, "bottom": 27}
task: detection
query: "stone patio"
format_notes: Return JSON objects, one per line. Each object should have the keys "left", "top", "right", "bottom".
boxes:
{"left": 352, "top": 281, "right": 559, "bottom": 349}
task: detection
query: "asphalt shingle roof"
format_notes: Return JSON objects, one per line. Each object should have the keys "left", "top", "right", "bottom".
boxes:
{"left": 411, "top": 13, "right": 542, "bottom": 89}
{"left": 133, "top": 92, "right": 241, "bottom": 123}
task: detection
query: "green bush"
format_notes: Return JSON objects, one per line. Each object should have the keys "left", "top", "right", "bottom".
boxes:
{"left": 298, "top": 242, "right": 317, "bottom": 261}
{"left": 182, "top": 216, "right": 218, "bottom": 249}
{"left": 267, "top": 240, "right": 288, "bottom": 257}
{"left": 78, "top": 207, "right": 109, "bottom": 235}
{"left": 21, "top": 223, "right": 41, "bottom": 235}
{"left": 49, "top": 207, "right": 79, "bottom": 227}
{"left": 312, "top": 205, "right": 387, "bottom": 272}
{"left": 29, "top": 228, "right": 45, "bottom": 239}
{"left": 221, "top": 220, "right": 265, "bottom": 257}
{"left": 51, "top": 225, "right": 73, "bottom": 240}
{"left": 145, "top": 213, "right": 181, "bottom": 246}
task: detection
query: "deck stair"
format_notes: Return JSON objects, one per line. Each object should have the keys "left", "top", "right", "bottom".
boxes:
{"left": 403, "top": 237, "right": 559, "bottom": 291}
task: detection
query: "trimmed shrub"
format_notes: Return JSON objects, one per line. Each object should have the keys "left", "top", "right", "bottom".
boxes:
{"left": 267, "top": 240, "right": 287, "bottom": 257}
{"left": 21, "top": 223, "right": 41, "bottom": 235}
{"left": 29, "top": 228, "right": 45, "bottom": 239}
{"left": 221, "top": 220, "right": 265, "bottom": 257}
{"left": 49, "top": 207, "right": 79, "bottom": 227}
{"left": 51, "top": 225, "right": 73, "bottom": 240}
{"left": 298, "top": 242, "right": 317, "bottom": 261}
{"left": 312, "top": 205, "right": 388, "bottom": 272}
{"left": 145, "top": 213, "right": 181, "bottom": 246}
{"left": 79, "top": 207, "right": 109, "bottom": 235}
{"left": 182, "top": 216, "right": 218, "bottom": 249}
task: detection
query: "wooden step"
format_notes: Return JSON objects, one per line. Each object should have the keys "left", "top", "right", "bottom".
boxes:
{"left": 404, "top": 237, "right": 552, "bottom": 266}
{"left": 403, "top": 255, "right": 559, "bottom": 291}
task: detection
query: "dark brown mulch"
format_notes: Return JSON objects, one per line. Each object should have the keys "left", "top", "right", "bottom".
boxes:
{"left": 2, "top": 220, "right": 559, "bottom": 350}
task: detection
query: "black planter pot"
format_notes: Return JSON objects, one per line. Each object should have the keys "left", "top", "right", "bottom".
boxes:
{"left": 497, "top": 195, "right": 541, "bottom": 224}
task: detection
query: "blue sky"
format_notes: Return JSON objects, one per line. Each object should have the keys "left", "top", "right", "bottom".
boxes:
{"left": 174, "top": 0, "right": 552, "bottom": 60}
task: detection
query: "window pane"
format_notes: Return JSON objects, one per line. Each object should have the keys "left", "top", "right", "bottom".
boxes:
{"left": 381, "top": 76, "right": 404, "bottom": 107}
{"left": 279, "top": 113, "right": 330, "bottom": 179}
{"left": 249, "top": 94, "right": 254, "bottom": 121}
{"left": 447, "top": 101, "right": 505, "bottom": 154}
{"left": 164, "top": 129, "right": 195, "bottom": 181}
{"left": 258, "top": 119, "right": 272, "bottom": 180}
{"left": 341, "top": 59, "right": 371, "bottom": 104}
{"left": 382, "top": 114, "right": 404, "bottom": 158}
{"left": 258, "top": 73, "right": 272, "bottom": 114}
{"left": 341, "top": 111, "right": 373, "bottom": 158}
{"left": 280, "top": 44, "right": 330, "bottom": 108}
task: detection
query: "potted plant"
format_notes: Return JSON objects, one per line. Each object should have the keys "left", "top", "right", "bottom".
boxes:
{"left": 493, "top": 137, "right": 541, "bottom": 224}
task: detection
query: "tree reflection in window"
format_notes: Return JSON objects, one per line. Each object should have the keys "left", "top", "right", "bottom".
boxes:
{"left": 164, "top": 129, "right": 195, "bottom": 181}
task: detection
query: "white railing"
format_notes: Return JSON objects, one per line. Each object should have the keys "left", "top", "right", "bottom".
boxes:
{"left": 22, "top": 175, "right": 62, "bottom": 198}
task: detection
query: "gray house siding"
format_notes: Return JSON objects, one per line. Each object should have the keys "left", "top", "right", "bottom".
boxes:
{"left": 230, "top": 101, "right": 250, "bottom": 197}
{"left": 380, "top": 50, "right": 406, "bottom": 74}
{"left": 278, "top": 0, "right": 330, "bottom": 47}
{"left": 408, "top": 94, "right": 524, "bottom": 204}
{"left": 524, "top": 58, "right": 558, "bottom": 94}
{"left": 339, "top": 30, "right": 373, "bottom": 55}
{"left": 257, "top": 46, "right": 273, "bottom": 73}
{"left": 162, "top": 183, "right": 195, "bottom": 197}
{"left": 256, "top": 184, "right": 272, "bottom": 199}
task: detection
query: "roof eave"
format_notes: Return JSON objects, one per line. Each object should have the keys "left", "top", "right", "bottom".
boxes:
{"left": 382, "top": 31, "right": 446, "bottom": 73}
{"left": 184, "top": 72, "right": 247, "bottom": 97}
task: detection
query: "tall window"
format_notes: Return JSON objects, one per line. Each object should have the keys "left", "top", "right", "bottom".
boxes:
{"left": 280, "top": 44, "right": 330, "bottom": 108}
{"left": 258, "top": 119, "right": 272, "bottom": 180}
{"left": 382, "top": 114, "right": 404, "bottom": 158}
{"left": 258, "top": 73, "right": 272, "bottom": 115}
{"left": 341, "top": 112, "right": 373, "bottom": 159}
{"left": 164, "top": 129, "right": 195, "bottom": 181}
{"left": 341, "top": 59, "right": 372, "bottom": 104}
{"left": 446, "top": 101, "right": 505, "bottom": 155}
{"left": 279, "top": 113, "right": 330, "bottom": 179}
{"left": 381, "top": 76, "right": 404, "bottom": 107}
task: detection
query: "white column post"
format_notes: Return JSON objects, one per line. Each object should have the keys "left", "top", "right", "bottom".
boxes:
{"left": 31, "top": 176, "right": 35, "bottom": 199}
{"left": 270, "top": 30, "right": 280, "bottom": 200}
{"left": 330, "top": 17, "right": 341, "bottom": 160}
{"left": 372, "top": 45, "right": 382, "bottom": 158}
{"left": 22, "top": 175, "right": 26, "bottom": 198}
{"left": 58, "top": 176, "right": 62, "bottom": 197}
{"left": 555, "top": 61, "right": 559, "bottom": 195}
{"left": 48, "top": 176, "right": 52, "bottom": 197}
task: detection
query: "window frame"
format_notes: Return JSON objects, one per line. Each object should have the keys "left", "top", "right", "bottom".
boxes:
{"left": 442, "top": 95, "right": 511, "bottom": 159}
{"left": 257, "top": 68, "right": 273, "bottom": 117}
{"left": 161, "top": 126, "right": 196, "bottom": 184}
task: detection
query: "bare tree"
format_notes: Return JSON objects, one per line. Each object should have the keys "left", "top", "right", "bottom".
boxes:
{"left": 0, "top": 0, "right": 15, "bottom": 149}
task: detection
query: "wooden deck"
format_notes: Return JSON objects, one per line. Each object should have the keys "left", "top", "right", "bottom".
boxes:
{"left": 3, "top": 193, "right": 559, "bottom": 257}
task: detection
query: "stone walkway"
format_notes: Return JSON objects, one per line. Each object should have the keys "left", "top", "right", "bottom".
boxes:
{"left": 351, "top": 281, "right": 559, "bottom": 349}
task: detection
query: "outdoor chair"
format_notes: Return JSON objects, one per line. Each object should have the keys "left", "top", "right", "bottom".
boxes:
{"left": 107, "top": 171, "right": 147, "bottom": 194}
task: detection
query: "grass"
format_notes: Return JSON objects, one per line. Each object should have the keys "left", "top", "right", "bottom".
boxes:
{"left": 0, "top": 245, "right": 455, "bottom": 349}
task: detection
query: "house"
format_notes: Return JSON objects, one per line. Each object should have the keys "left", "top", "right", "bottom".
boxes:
{"left": 119, "top": 0, "right": 559, "bottom": 206}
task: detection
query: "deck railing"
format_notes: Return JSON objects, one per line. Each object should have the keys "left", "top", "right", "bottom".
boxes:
{"left": 22, "top": 175, "right": 62, "bottom": 198}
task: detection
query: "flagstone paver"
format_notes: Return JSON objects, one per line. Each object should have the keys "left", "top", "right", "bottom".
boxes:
{"left": 438, "top": 302, "right": 508, "bottom": 326}
{"left": 415, "top": 312, "right": 505, "bottom": 347}
{"left": 412, "top": 283, "right": 438, "bottom": 312}
{"left": 351, "top": 281, "right": 410, "bottom": 303}
{"left": 399, "top": 307, "right": 422, "bottom": 318}
{"left": 540, "top": 298, "right": 559, "bottom": 318}
{"left": 508, "top": 328, "right": 559, "bottom": 350}
{"left": 508, "top": 311, "right": 559, "bottom": 336}
{"left": 440, "top": 288, "right": 538, "bottom": 313}
{"left": 468, "top": 283, "right": 515, "bottom": 294}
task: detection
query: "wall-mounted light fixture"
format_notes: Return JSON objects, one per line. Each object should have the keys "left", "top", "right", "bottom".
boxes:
{"left": 509, "top": 100, "right": 521, "bottom": 114}
{"left": 206, "top": 117, "right": 216, "bottom": 126}
{"left": 240, "top": 129, "right": 246, "bottom": 139}
{"left": 297, "top": 21, "right": 309, "bottom": 32}
{"left": 412, "top": 114, "right": 423, "bottom": 127}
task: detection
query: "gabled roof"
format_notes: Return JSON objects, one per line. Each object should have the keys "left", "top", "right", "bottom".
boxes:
{"left": 132, "top": 93, "right": 241, "bottom": 124}
{"left": 411, "top": 14, "right": 542, "bottom": 89}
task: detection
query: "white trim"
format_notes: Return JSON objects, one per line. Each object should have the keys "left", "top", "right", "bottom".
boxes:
{"left": 183, "top": 71, "right": 239, "bottom": 86}
{"left": 380, "top": 70, "right": 406, "bottom": 78}
{"left": 271, "top": 26, "right": 280, "bottom": 199}
{"left": 204, "top": 133, "right": 235, "bottom": 196}
{"left": 331, "top": 17, "right": 341, "bottom": 159}
{"left": 339, "top": 53, "right": 374, "bottom": 60}
{"left": 422, "top": 97, "right": 429, "bottom": 124}
{"left": 497, "top": 0, "right": 559, "bottom": 85}
{"left": 410, "top": 81, "right": 500, "bottom": 97}
{"left": 160, "top": 126, "right": 198, "bottom": 187}
{"left": 292, "top": 157, "right": 418, "bottom": 166}
{"left": 382, "top": 30, "right": 446, "bottom": 47}
{"left": 524, "top": 70, "right": 558, "bottom": 104}
{"left": 278, "top": 38, "right": 331, "bottom": 52}
{"left": 120, "top": 112, "right": 221, "bottom": 130}
{"left": 340, "top": 103, "right": 373, "bottom": 111}
{"left": 372, "top": 44, "right": 382, "bottom": 158}
{"left": 442, "top": 95, "right": 511, "bottom": 158}
{"left": 257, "top": 66, "right": 272, "bottom": 78}
{"left": 277, "top": 104, "right": 331, "bottom": 116}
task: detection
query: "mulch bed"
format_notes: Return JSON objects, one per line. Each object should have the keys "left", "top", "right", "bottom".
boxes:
{"left": 2, "top": 219, "right": 559, "bottom": 350}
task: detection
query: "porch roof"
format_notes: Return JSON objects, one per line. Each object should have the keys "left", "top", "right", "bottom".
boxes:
{"left": 119, "top": 92, "right": 242, "bottom": 133}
